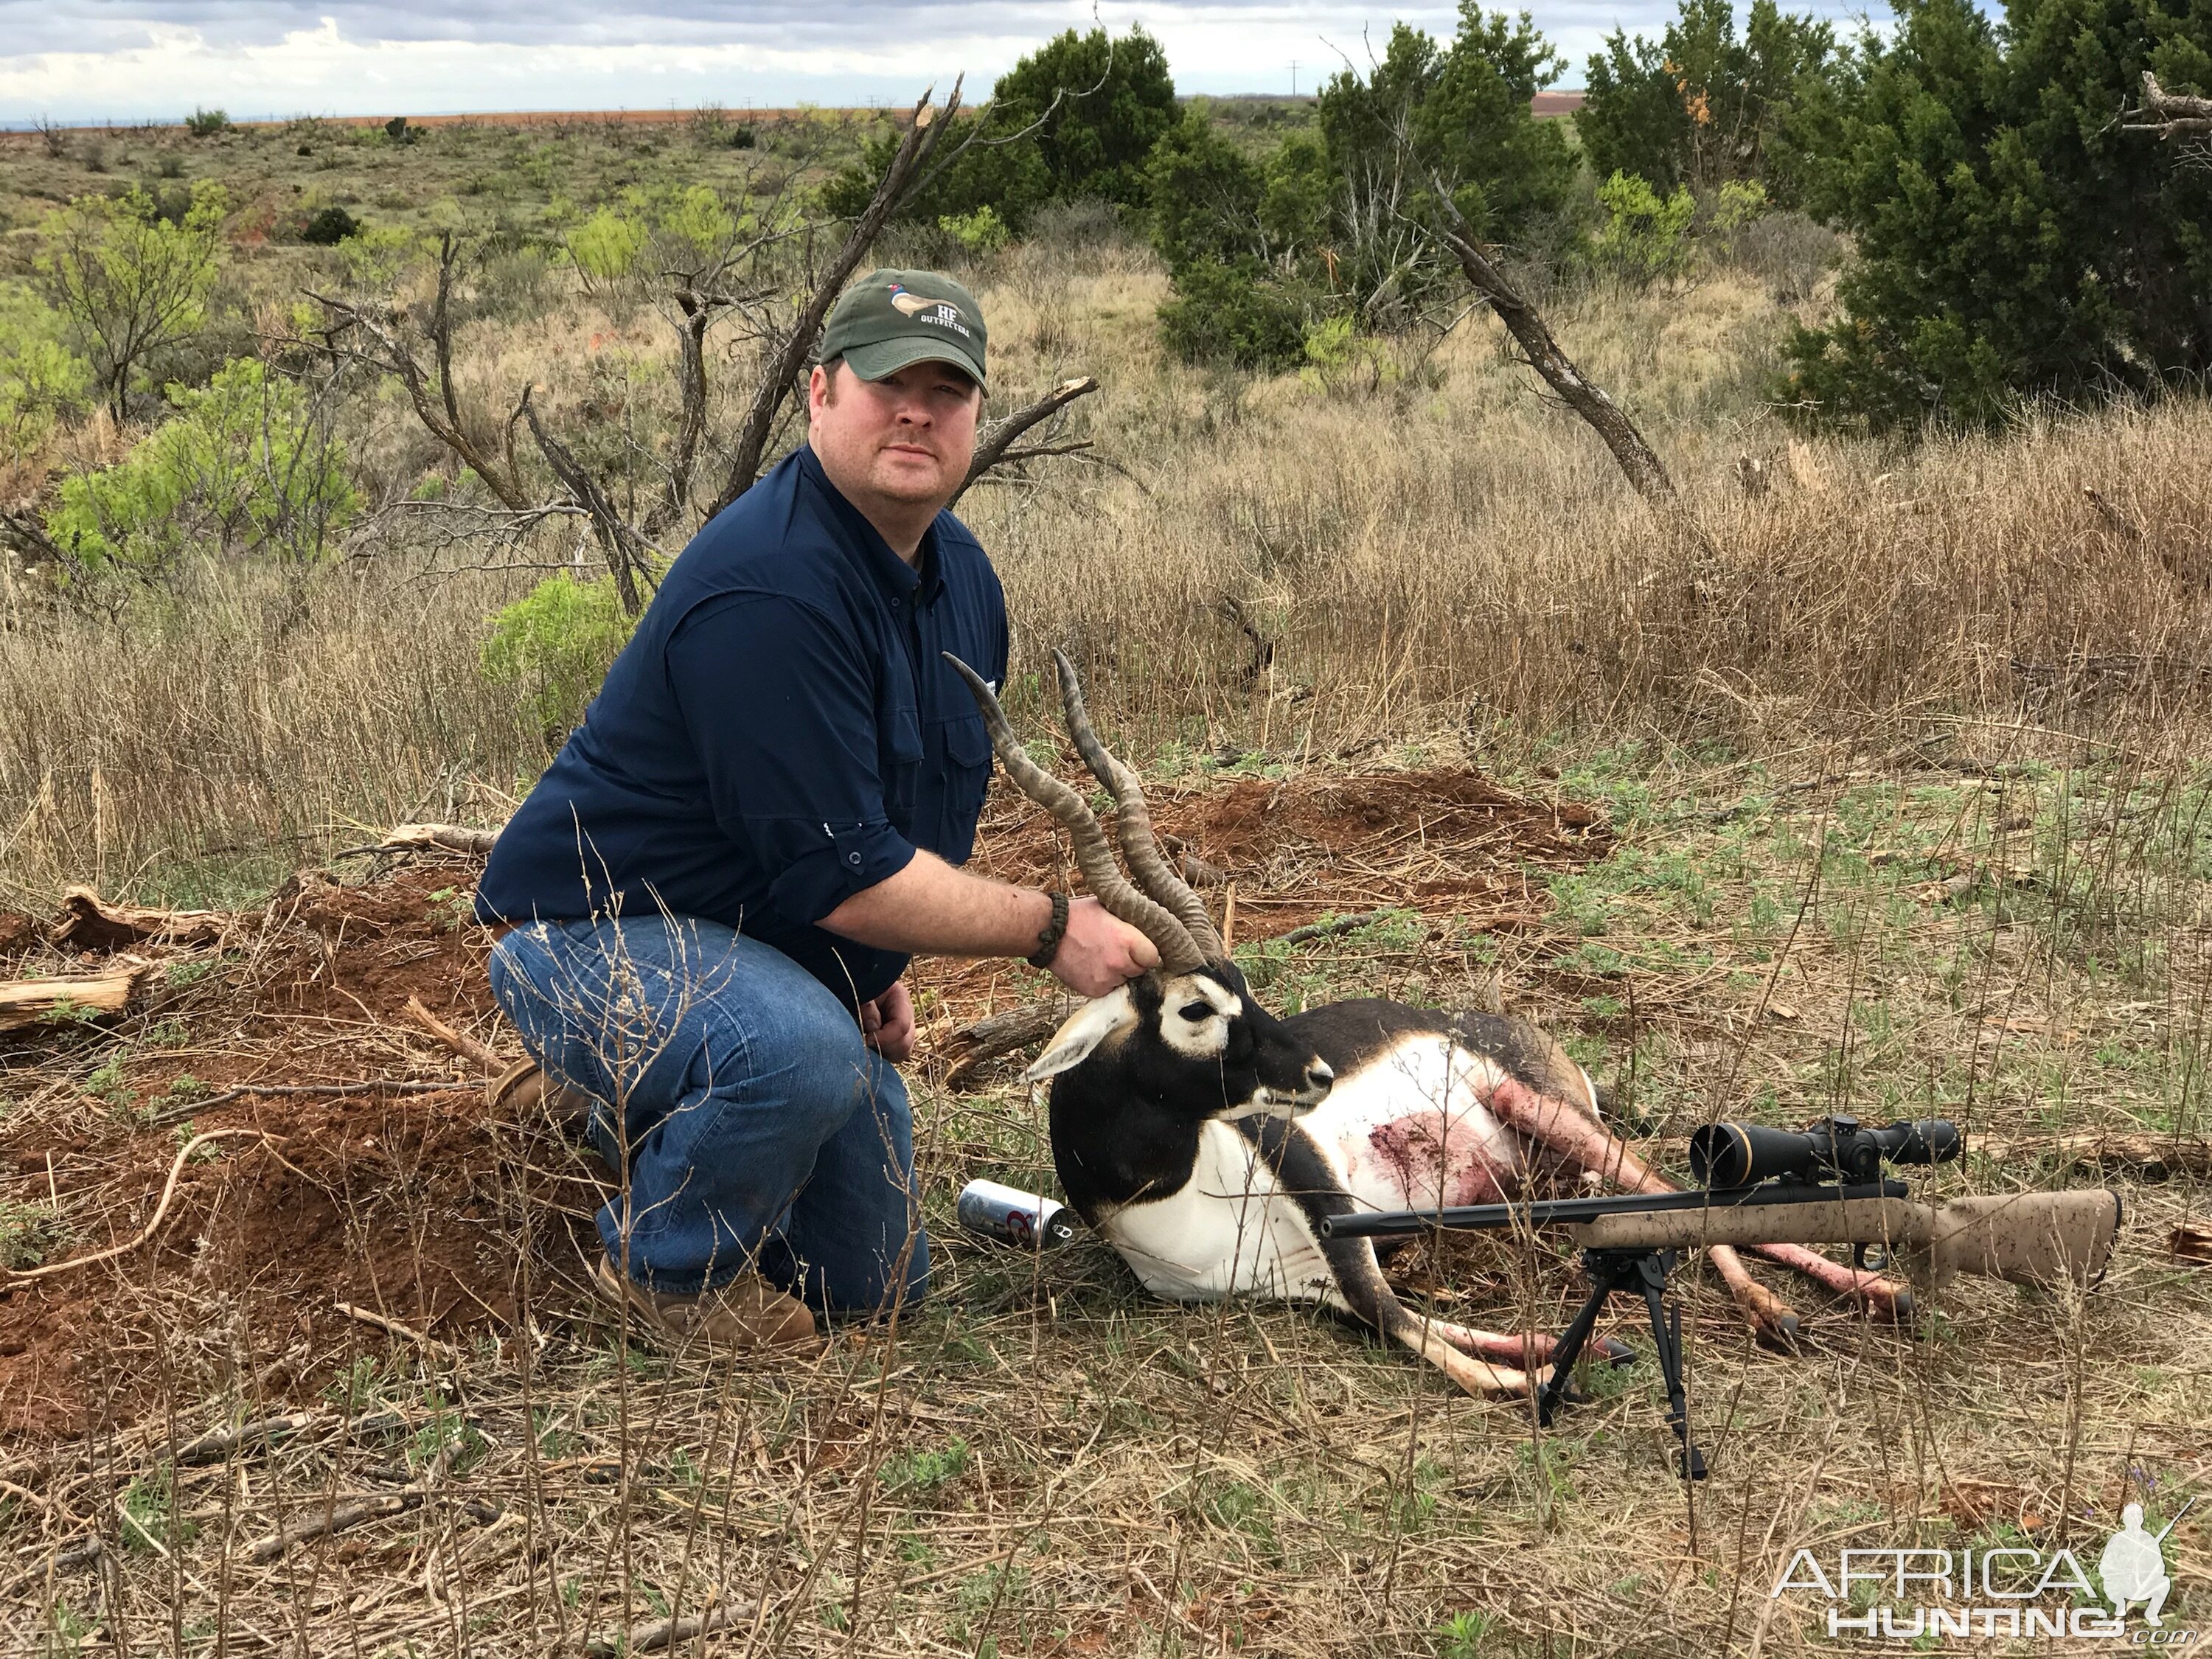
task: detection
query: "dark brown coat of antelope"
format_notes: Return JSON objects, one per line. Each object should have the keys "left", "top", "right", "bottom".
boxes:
{"left": 950, "top": 652, "right": 1907, "bottom": 1397}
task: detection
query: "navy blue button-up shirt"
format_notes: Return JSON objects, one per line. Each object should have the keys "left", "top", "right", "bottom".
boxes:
{"left": 476, "top": 445, "right": 1009, "bottom": 1005}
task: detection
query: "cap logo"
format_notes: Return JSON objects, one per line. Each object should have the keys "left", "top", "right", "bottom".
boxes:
{"left": 889, "top": 289, "right": 939, "bottom": 317}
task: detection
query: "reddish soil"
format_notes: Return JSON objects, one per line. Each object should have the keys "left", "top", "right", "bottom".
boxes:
{"left": 0, "top": 766, "right": 1602, "bottom": 1441}
{"left": 937, "top": 764, "right": 1606, "bottom": 1027}
{"left": 0, "top": 866, "right": 568, "bottom": 1439}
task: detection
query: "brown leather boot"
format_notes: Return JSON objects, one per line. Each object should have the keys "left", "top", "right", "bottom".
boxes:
{"left": 486, "top": 1060, "right": 595, "bottom": 1138}
{"left": 591, "top": 1253, "right": 821, "bottom": 1350}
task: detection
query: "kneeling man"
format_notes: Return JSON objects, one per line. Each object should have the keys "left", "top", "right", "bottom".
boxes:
{"left": 476, "top": 270, "right": 1155, "bottom": 1346}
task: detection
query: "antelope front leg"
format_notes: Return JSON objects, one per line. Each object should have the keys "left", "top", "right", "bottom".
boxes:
{"left": 1484, "top": 1077, "right": 1804, "bottom": 1343}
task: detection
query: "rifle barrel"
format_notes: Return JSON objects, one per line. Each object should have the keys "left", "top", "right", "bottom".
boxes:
{"left": 1316, "top": 1180, "right": 1910, "bottom": 1239}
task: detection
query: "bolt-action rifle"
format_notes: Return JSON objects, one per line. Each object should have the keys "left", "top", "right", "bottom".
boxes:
{"left": 1319, "top": 1117, "right": 2122, "bottom": 1480}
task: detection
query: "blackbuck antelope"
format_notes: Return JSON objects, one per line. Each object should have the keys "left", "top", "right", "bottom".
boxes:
{"left": 948, "top": 651, "right": 1910, "bottom": 1398}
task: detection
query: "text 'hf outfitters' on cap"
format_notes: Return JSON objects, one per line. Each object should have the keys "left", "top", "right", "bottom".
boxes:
{"left": 819, "top": 268, "right": 988, "bottom": 394}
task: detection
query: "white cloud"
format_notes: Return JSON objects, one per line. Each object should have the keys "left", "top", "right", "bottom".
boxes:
{"left": 0, "top": 1, "right": 1875, "bottom": 123}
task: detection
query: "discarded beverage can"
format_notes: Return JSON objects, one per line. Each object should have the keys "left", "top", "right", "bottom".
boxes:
{"left": 956, "top": 1179, "right": 1077, "bottom": 1250}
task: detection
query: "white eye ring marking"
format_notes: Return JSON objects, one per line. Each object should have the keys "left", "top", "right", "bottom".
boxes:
{"left": 1158, "top": 974, "right": 1237, "bottom": 1059}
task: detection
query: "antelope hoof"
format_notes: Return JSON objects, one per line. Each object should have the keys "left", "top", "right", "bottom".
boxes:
{"left": 1596, "top": 1334, "right": 1635, "bottom": 1368}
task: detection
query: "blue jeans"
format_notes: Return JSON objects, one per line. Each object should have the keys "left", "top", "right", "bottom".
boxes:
{"left": 487, "top": 916, "right": 928, "bottom": 1315}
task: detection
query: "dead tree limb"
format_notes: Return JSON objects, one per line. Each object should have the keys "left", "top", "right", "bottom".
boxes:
{"left": 1425, "top": 189, "right": 1686, "bottom": 512}
{"left": 939, "top": 998, "right": 1077, "bottom": 1091}
{"left": 305, "top": 238, "right": 529, "bottom": 511}
{"left": 706, "top": 83, "right": 963, "bottom": 521}
{"left": 2121, "top": 71, "right": 2212, "bottom": 139}
{"left": 520, "top": 386, "right": 661, "bottom": 615}
{"left": 0, "top": 504, "right": 74, "bottom": 574}
{"left": 950, "top": 376, "right": 1099, "bottom": 507}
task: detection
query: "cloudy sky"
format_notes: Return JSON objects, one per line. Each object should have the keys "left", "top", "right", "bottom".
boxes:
{"left": 0, "top": 0, "right": 1878, "bottom": 124}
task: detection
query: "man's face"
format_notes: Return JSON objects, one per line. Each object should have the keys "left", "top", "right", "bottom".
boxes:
{"left": 808, "top": 359, "right": 983, "bottom": 512}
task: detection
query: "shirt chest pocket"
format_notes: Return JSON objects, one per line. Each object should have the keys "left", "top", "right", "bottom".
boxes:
{"left": 878, "top": 704, "right": 924, "bottom": 819}
{"left": 930, "top": 710, "right": 993, "bottom": 863}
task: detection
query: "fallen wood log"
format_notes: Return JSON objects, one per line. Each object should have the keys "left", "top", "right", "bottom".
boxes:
{"left": 1979, "top": 1133, "right": 2212, "bottom": 1179}
{"left": 2171, "top": 1225, "right": 2212, "bottom": 1265}
{"left": 939, "top": 998, "right": 1077, "bottom": 1093}
{"left": 339, "top": 824, "right": 503, "bottom": 859}
{"left": 176, "top": 1412, "right": 321, "bottom": 1467}
{"left": 0, "top": 961, "right": 151, "bottom": 1032}
{"left": 52, "top": 888, "right": 229, "bottom": 952}
{"left": 585, "top": 1599, "right": 740, "bottom": 1658}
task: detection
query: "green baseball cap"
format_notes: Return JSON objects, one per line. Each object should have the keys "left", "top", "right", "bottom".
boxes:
{"left": 818, "top": 268, "right": 988, "bottom": 393}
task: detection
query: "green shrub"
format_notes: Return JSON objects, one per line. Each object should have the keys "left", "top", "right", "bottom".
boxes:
{"left": 824, "top": 26, "right": 1172, "bottom": 232}
{"left": 938, "top": 205, "right": 1010, "bottom": 257}
{"left": 480, "top": 574, "right": 636, "bottom": 732}
{"left": 1156, "top": 257, "right": 1310, "bottom": 371}
{"left": 36, "top": 181, "right": 226, "bottom": 417}
{"left": 299, "top": 205, "right": 359, "bottom": 246}
{"left": 44, "top": 357, "right": 358, "bottom": 578}
{"left": 1578, "top": 0, "right": 1839, "bottom": 199}
{"left": 184, "top": 108, "right": 229, "bottom": 138}
{"left": 1589, "top": 170, "right": 1697, "bottom": 285}
{"left": 0, "top": 282, "right": 91, "bottom": 465}
{"left": 568, "top": 205, "right": 646, "bottom": 290}
{"left": 1780, "top": 0, "right": 2212, "bottom": 430}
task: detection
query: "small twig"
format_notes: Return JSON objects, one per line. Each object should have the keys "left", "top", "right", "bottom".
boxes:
{"left": 585, "top": 1599, "right": 740, "bottom": 1658}
{"left": 175, "top": 1413, "right": 321, "bottom": 1467}
{"left": 246, "top": 1492, "right": 422, "bottom": 1564}
{"left": 150, "top": 1079, "right": 464, "bottom": 1127}
{"left": 402, "top": 996, "right": 507, "bottom": 1074}
{"left": 5, "top": 1131, "right": 279, "bottom": 1281}
{"left": 1272, "top": 908, "right": 1402, "bottom": 945}
{"left": 334, "top": 1301, "right": 459, "bottom": 1360}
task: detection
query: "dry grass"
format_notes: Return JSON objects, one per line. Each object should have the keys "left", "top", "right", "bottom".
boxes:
{"left": 4, "top": 234, "right": 2209, "bottom": 905}
{"left": 2, "top": 748, "right": 2210, "bottom": 1656}
{"left": 2, "top": 196, "right": 2211, "bottom": 1657}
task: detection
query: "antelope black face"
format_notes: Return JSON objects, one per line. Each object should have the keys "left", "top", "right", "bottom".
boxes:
{"left": 1028, "top": 959, "right": 1335, "bottom": 1124}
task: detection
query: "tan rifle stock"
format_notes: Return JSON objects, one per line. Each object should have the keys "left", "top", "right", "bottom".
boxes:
{"left": 1570, "top": 1189, "right": 2121, "bottom": 1287}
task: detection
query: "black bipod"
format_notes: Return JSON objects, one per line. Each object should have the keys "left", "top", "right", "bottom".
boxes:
{"left": 1534, "top": 1246, "right": 1708, "bottom": 1480}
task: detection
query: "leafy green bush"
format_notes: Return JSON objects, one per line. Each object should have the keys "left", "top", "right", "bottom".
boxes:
{"left": 299, "top": 205, "right": 358, "bottom": 246}
{"left": 480, "top": 574, "right": 636, "bottom": 732}
{"left": 44, "top": 358, "right": 358, "bottom": 579}
{"left": 568, "top": 205, "right": 647, "bottom": 291}
{"left": 1318, "top": 10, "right": 1579, "bottom": 252}
{"left": 938, "top": 205, "right": 1010, "bottom": 257}
{"left": 1579, "top": 0, "right": 1838, "bottom": 199}
{"left": 824, "top": 27, "right": 1174, "bottom": 234}
{"left": 1588, "top": 170, "right": 1697, "bottom": 285}
{"left": 1156, "top": 257, "right": 1310, "bottom": 371}
{"left": 184, "top": 108, "right": 229, "bottom": 138}
{"left": 1780, "top": 0, "right": 2212, "bottom": 431}
{"left": 36, "top": 181, "right": 226, "bottom": 417}
{"left": 0, "top": 282, "right": 91, "bottom": 465}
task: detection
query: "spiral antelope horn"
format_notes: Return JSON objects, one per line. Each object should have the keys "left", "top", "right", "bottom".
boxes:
{"left": 942, "top": 654, "right": 1204, "bottom": 974}
{"left": 1050, "top": 650, "right": 1226, "bottom": 960}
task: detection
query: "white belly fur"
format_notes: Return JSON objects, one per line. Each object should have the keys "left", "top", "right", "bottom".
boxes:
{"left": 1097, "top": 1033, "right": 1554, "bottom": 1304}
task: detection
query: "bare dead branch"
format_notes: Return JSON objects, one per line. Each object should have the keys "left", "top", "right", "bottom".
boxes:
{"left": 304, "top": 252, "right": 529, "bottom": 512}
{"left": 950, "top": 376, "right": 1099, "bottom": 508}
{"left": 706, "top": 83, "right": 964, "bottom": 521}
{"left": 1424, "top": 189, "right": 1684, "bottom": 511}
{"left": 519, "top": 386, "right": 661, "bottom": 616}
{"left": 2121, "top": 71, "right": 2212, "bottom": 139}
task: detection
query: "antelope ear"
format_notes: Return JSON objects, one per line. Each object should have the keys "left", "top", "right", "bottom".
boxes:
{"left": 1024, "top": 991, "right": 1136, "bottom": 1082}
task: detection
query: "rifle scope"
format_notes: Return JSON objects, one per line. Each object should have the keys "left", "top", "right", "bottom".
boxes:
{"left": 1689, "top": 1115, "right": 1960, "bottom": 1189}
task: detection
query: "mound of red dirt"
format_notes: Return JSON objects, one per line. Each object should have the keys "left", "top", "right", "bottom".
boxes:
{"left": 0, "top": 766, "right": 1601, "bottom": 1440}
